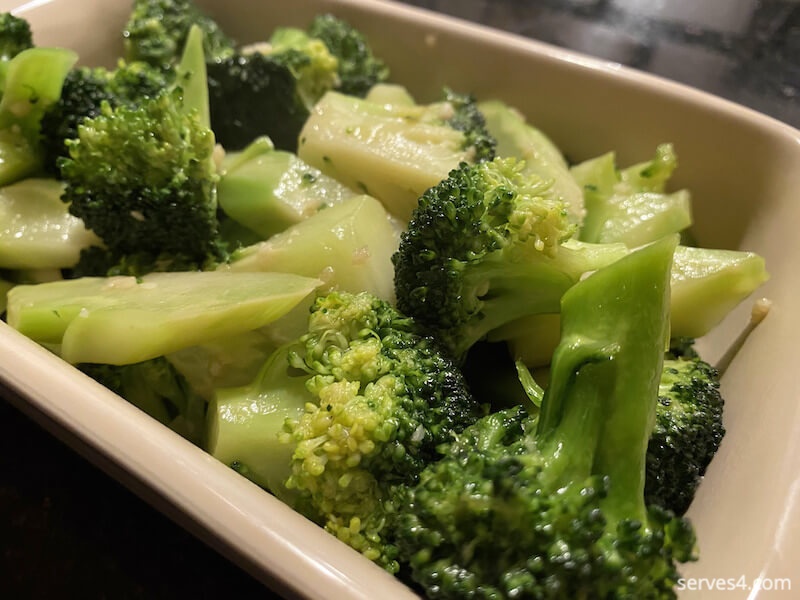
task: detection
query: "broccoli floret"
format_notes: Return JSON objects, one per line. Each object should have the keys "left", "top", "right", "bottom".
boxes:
{"left": 59, "top": 88, "right": 225, "bottom": 275}
{"left": 646, "top": 357, "right": 725, "bottom": 516}
{"left": 206, "top": 51, "right": 311, "bottom": 152}
{"left": 392, "top": 235, "right": 697, "bottom": 598}
{"left": 208, "top": 290, "right": 484, "bottom": 571}
{"left": 307, "top": 13, "right": 389, "bottom": 97}
{"left": 297, "top": 90, "right": 497, "bottom": 220}
{"left": 393, "top": 157, "right": 628, "bottom": 359}
{"left": 79, "top": 357, "right": 207, "bottom": 445}
{"left": 0, "top": 12, "right": 32, "bottom": 64}
{"left": 123, "top": 0, "right": 234, "bottom": 68}
{"left": 39, "top": 61, "right": 171, "bottom": 175}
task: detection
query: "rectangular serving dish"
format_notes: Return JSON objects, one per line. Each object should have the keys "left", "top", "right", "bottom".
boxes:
{"left": 2, "top": 0, "right": 800, "bottom": 598}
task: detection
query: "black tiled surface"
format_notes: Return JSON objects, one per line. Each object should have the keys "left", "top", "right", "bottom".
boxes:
{"left": 2, "top": 1, "right": 798, "bottom": 599}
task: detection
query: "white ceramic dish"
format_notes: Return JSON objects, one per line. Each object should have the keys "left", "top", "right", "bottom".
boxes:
{"left": 2, "top": 0, "right": 799, "bottom": 598}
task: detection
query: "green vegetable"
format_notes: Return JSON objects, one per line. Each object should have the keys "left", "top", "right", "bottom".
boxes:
{"left": 0, "top": 46, "right": 77, "bottom": 185}
{"left": 209, "top": 290, "right": 483, "bottom": 571}
{"left": 646, "top": 356, "right": 725, "bottom": 515}
{"left": 123, "top": 0, "right": 235, "bottom": 68}
{"left": 60, "top": 87, "right": 224, "bottom": 276}
{"left": 6, "top": 270, "right": 321, "bottom": 364}
{"left": 393, "top": 235, "right": 697, "bottom": 598}
{"left": 228, "top": 194, "right": 400, "bottom": 304}
{"left": 670, "top": 245, "right": 769, "bottom": 338}
{"left": 0, "top": 178, "right": 99, "bottom": 269}
{"left": 39, "top": 61, "right": 171, "bottom": 175}
{"left": 80, "top": 357, "right": 207, "bottom": 445}
{"left": 479, "top": 99, "right": 585, "bottom": 224}
{"left": 297, "top": 89, "right": 496, "bottom": 220}
{"left": 0, "top": 12, "right": 33, "bottom": 91}
{"left": 393, "top": 156, "right": 627, "bottom": 359}
{"left": 217, "top": 137, "right": 358, "bottom": 239}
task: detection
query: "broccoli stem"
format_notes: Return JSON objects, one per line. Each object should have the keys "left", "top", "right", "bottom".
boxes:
{"left": 541, "top": 234, "right": 677, "bottom": 526}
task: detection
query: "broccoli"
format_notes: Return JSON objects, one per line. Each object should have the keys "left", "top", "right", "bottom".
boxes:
{"left": 226, "top": 194, "right": 401, "bottom": 304}
{"left": 297, "top": 89, "right": 496, "bottom": 220}
{"left": 208, "top": 290, "right": 484, "bottom": 571}
{"left": 646, "top": 356, "right": 725, "bottom": 516}
{"left": 0, "top": 178, "right": 99, "bottom": 270}
{"left": 0, "top": 44, "right": 77, "bottom": 185}
{"left": 0, "top": 12, "right": 33, "bottom": 89}
{"left": 122, "top": 0, "right": 235, "bottom": 69}
{"left": 392, "top": 235, "right": 697, "bottom": 598}
{"left": 572, "top": 144, "right": 693, "bottom": 247}
{"left": 79, "top": 357, "right": 207, "bottom": 446}
{"left": 206, "top": 50, "right": 313, "bottom": 152}
{"left": 216, "top": 136, "right": 360, "bottom": 239}
{"left": 393, "top": 157, "right": 628, "bottom": 359}
{"left": 6, "top": 270, "right": 321, "bottom": 364}
{"left": 479, "top": 99, "right": 585, "bottom": 224}
{"left": 39, "top": 61, "right": 171, "bottom": 175}
{"left": 307, "top": 13, "right": 389, "bottom": 97}
{"left": 206, "top": 13, "right": 387, "bottom": 152}
{"left": 59, "top": 87, "right": 224, "bottom": 276}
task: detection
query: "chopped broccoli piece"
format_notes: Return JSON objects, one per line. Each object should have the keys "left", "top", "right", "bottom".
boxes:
{"left": 266, "top": 26, "right": 340, "bottom": 109}
{"left": 206, "top": 51, "right": 311, "bottom": 152}
{"left": 298, "top": 90, "right": 497, "bottom": 220}
{"left": 479, "top": 99, "right": 585, "bottom": 224}
{"left": 59, "top": 88, "right": 225, "bottom": 275}
{"left": 646, "top": 357, "right": 725, "bottom": 516}
{"left": 670, "top": 245, "right": 769, "bottom": 338}
{"left": 227, "top": 194, "right": 400, "bottom": 304}
{"left": 307, "top": 13, "right": 389, "bottom": 97}
{"left": 392, "top": 235, "right": 697, "bottom": 598}
{"left": 393, "top": 157, "right": 628, "bottom": 359}
{"left": 6, "top": 270, "right": 321, "bottom": 364}
{"left": 123, "top": 0, "right": 235, "bottom": 68}
{"left": 80, "top": 357, "right": 207, "bottom": 445}
{"left": 39, "top": 61, "right": 171, "bottom": 174}
{"left": 0, "top": 178, "right": 99, "bottom": 269}
{"left": 0, "top": 46, "right": 77, "bottom": 185}
{"left": 217, "top": 136, "right": 359, "bottom": 239}
{"left": 0, "top": 12, "right": 33, "bottom": 72}
{"left": 209, "top": 290, "right": 483, "bottom": 571}
{"left": 572, "top": 144, "right": 693, "bottom": 247}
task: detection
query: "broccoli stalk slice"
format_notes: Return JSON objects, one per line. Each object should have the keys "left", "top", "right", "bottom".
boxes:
{"left": 298, "top": 90, "right": 495, "bottom": 221}
{"left": 670, "top": 245, "right": 769, "bottom": 338}
{"left": 208, "top": 344, "right": 313, "bottom": 505}
{"left": 6, "top": 270, "right": 321, "bottom": 364}
{"left": 0, "top": 178, "right": 100, "bottom": 269}
{"left": 0, "top": 46, "right": 77, "bottom": 185}
{"left": 573, "top": 144, "right": 693, "bottom": 247}
{"left": 541, "top": 235, "right": 678, "bottom": 526}
{"left": 227, "top": 194, "right": 400, "bottom": 304}
{"left": 175, "top": 24, "right": 211, "bottom": 127}
{"left": 217, "top": 137, "right": 359, "bottom": 239}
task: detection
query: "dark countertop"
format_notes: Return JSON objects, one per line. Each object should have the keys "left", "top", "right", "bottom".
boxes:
{"left": 2, "top": 1, "right": 798, "bottom": 599}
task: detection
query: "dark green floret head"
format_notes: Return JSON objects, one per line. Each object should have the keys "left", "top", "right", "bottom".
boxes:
{"left": 0, "top": 12, "right": 33, "bottom": 62}
{"left": 39, "top": 61, "right": 171, "bottom": 174}
{"left": 307, "top": 13, "right": 389, "bottom": 97}
{"left": 59, "top": 88, "right": 225, "bottom": 274}
{"left": 646, "top": 357, "right": 725, "bottom": 515}
{"left": 282, "top": 290, "right": 483, "bottom": 572}
{"left": 123, "top": 0, "right": 235, "bottom": 68}
{"left": 393, "top": 156, "right": 576, "bottom": 359}
{"left": 442, "top": 87, "right": 496, "bottom": 162}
